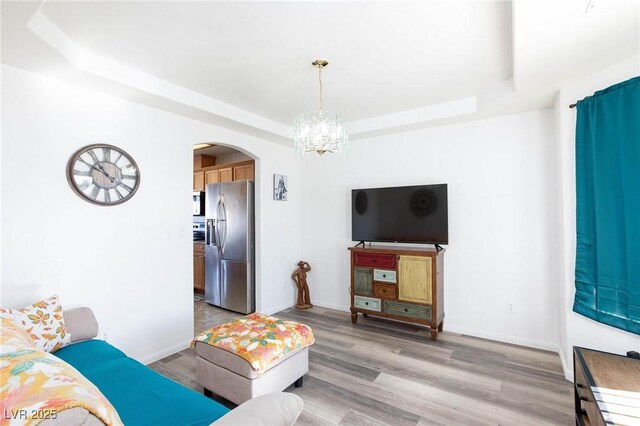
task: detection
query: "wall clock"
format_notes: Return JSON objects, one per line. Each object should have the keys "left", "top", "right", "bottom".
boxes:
{"left": 66, "top": 144, "right": 140, "bottom": 206}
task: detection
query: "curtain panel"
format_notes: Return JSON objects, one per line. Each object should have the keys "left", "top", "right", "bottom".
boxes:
{"left": 574, "top": 76, "right": 640, "bottom": 334}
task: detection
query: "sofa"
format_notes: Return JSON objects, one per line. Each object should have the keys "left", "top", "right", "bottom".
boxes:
{"left": 6, "top": 306, "right": 304, "bottom": 426}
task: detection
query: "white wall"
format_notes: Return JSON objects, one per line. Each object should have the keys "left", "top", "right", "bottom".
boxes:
{"left": 555, "top": 55, "right": 640, "bottom": 378}
{"left": 0, "top": 65, "right": 301, "bottom": 363}
{"left": 300, "top": 109, "right": 560, "bottom": 350}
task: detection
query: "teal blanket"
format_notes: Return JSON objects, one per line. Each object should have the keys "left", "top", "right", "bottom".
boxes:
{"left": 55, "top": 340, "right": 229, "bottom": 426}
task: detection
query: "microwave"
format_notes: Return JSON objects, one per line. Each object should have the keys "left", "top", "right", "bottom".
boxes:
{"left": 193, "top": 192, "right": 205, "bottom": 216}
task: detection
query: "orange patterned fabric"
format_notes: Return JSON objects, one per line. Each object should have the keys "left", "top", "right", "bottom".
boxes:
{"left": 193, "top": 313, "right": 314, "bottom": 375}
{"left": 0, "top": 319, "right": 123, "bottom": 426}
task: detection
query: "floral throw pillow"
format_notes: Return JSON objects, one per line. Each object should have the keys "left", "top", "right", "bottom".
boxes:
{"left": 0, "top": 295, "right": 71, "bottom": 353}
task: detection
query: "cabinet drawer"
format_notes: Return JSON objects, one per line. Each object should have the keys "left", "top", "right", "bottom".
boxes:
{"left": 373, "top": 269, "right": 396, "bottom": 283}
{"left": 373, "top": 283, "right": 397, "bottom": 299}
{"left": 354, "top": 296, "right": 382, "bottom": 312}
{"left": 383, "top": 300, "right": 431, "bottom": 319}
{"left": 353, "top": 253, "right": 397, "bottom": 269}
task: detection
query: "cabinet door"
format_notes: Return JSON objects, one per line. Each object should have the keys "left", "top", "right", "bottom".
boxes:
{"left": 219, "top": 167, "right": 233, "bottom": 182}
{"left": 233, "top": 164, "right": 254, "bottom": 181}
{"left": 354, "top": 268, "right": 372, "bottom": 295}
{"left": 193, "top": 171, "right": 205, "bottom": 191}
{"left": 398, "top": 255, "right": 432, "bottom": 304}
{"left": 205, "top": 170, "right": 220, "bottom": 185}
{"left": 194, "top": 253, "right": 205, "bottom": 291}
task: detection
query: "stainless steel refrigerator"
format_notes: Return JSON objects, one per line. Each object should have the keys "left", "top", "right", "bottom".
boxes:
{"left": 204, "top": 180, "right": 255, "bottom": 313}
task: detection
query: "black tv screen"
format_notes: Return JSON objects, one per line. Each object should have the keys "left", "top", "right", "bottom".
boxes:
{"left": 352, "top": 184, "right": 448, "bottom": 244}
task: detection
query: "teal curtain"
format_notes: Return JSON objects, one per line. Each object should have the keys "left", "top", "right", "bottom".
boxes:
{"left": 574, "top": 76, "right": 640, "bottom": 334}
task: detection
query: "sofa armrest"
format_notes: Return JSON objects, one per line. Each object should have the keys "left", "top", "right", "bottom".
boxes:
{"left": 211, "top": 393, "right": 303, "bottom": 426}
{"left": 39, "top": 407, "right": 104, "bottom": 426}
{"left": 63, "top": 307, "right": 99, "bottom": 343}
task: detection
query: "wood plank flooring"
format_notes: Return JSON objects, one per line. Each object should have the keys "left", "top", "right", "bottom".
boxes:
{"left": 149, "top": 302, "right": 573, "bottom": 425}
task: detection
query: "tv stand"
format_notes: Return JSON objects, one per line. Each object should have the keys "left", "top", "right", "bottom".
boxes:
{"left": 354, "top": 241, "right": 366, "bottom": 248}
{"left": 348, "top": 245, "right": 444, "bottom": 341}
{"left": 434, "top": 243, "right": 444, "bottom": 252}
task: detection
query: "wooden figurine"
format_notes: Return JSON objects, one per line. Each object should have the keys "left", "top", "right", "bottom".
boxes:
{"left": 292, "top": 261, "right": 313, "bottom": 309}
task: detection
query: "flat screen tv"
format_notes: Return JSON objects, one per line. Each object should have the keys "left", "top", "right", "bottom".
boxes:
{"left": 351, "top": 184, "right": 448, "bottom": 244}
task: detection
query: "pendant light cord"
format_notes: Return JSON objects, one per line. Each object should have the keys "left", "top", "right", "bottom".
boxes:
{"left": 318, "top": 65, "right": 324, "bottom": 117}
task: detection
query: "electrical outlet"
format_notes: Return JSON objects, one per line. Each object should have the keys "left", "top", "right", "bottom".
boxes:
{"left": 506, "top": 300, "right": 516, "bottom": 315}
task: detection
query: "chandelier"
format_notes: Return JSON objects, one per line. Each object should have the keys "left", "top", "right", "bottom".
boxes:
{"left": 294, "top": 59, "right": 348, "bottom": 156}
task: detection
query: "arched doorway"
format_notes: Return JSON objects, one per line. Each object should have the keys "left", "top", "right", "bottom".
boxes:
{"left": 192, "top": 142, "right": 261, "bottom": 334}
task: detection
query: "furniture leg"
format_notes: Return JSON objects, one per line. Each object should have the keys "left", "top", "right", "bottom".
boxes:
{"left": 294, "top": 376, "right": 303, "bottom": 388}
{"left": 362, "top": 313, "right": 368, "bottom": 317}
{"left": 438, "top": 321, "right": 443, "bottom": 332}
{"left": 204, "top": 388, "right": 213, "bottom": 398}
{"left": 350, "top": 312, "right": 357, "bottom": 324}
{"left": 430, "top": 327, "right": 438, "bottom": 341}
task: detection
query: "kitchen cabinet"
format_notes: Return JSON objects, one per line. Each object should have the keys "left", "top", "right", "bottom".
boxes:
{"left": 194, "top": 154, "right": 216, "bottom": 169}
{"left": 219, "top": 167, "right": 233, "bottom": 182}
{"left": 193, "top": 171, "right": 205, "bottom": 192}
{"left": 205, "top": 170, "right": 220, "bottom": 185}
{"left": 194, "top": 243, "right": 205, "bottom": 293}
{"left": 194, "top": 160, "right": 255, "bottom": 191}
{"left": 233, "top": 163, "right": 254, "bottom": 181}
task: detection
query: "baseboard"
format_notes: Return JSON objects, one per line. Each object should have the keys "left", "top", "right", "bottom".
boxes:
{"left": 444, "top": 323, "right": 560, "bottom": 353}
{"left": 558, "top": 347, "right": 574, "bottom": 381}
{"left": 311, "top": 300, "right": 351, "bottom": 312}
{"left": 291, "top": 301, "right": 563, "bottom": 357}
{"left": 137, "top": 338, "right": 192, "bottom": 365}
{"left": 267, "top": 300, "right": 352, "bottom": 314}
{"left": 265, "top": 302, "right": 296, "bottom": 316}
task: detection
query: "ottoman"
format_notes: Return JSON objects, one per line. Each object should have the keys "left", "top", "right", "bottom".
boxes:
{"left": 194, "top": 313, "right": 314, "bottom": 405}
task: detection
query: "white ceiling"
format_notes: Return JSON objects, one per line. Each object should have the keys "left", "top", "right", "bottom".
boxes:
{"left": 39, "top": 1, "right": 512, "bottom": 124}
{"left": 195, "top": 145, "right": 242, "bottom": 157}
{"left": 2, "top": 1, "right": 639, "bottom": 144}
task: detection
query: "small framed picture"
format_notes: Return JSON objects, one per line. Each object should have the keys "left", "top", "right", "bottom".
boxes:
{"left": 273, "top": 174, "right": 288, "bottom": 201}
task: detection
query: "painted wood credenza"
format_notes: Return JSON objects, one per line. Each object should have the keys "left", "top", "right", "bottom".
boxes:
{"left": 348, "top": 246, "right": 444, "bottom": 340}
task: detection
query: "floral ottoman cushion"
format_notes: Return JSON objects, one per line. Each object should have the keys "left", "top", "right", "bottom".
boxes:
{"left": 193, "top": 313, "right": 314, "bottom": 376}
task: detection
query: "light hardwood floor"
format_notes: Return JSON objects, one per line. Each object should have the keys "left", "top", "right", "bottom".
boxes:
{"left": 149, "top": 302, "right": 574, "bottom": 425}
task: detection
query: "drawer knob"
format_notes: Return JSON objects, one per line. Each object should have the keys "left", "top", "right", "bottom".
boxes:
{"left": 365, "top": 302, "right": 369, "bottom": 305}
{"left": 404, "top": 308, "right": 408, "bottom": 312}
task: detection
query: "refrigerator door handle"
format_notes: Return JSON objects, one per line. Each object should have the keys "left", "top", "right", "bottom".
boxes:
{"left": 216, "top": 195, "right": 226, "bottom": 256}
{"left": 220, "top": 195, "right": 228, "bottom": 256}
{"left": 205, "top": 218, "right": 214, "bottom": 246}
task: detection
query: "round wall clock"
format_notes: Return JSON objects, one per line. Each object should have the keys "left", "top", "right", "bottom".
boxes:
{"left": 66, "top": 144, "right": 140, "bottom": 206}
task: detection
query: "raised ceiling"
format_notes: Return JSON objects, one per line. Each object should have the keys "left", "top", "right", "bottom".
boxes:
{"left": 2, "top": 1, "right": 638, "bottom": 144}
{"left": 40, "top": 1, "right": 513, "bottom": 124}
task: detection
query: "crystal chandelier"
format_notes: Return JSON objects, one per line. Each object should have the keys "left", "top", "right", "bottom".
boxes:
{"left": 294, "top": 59, "right": 348, "bottom": 156}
